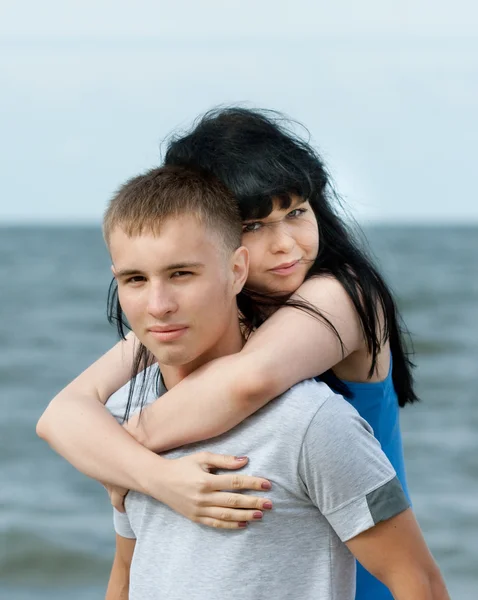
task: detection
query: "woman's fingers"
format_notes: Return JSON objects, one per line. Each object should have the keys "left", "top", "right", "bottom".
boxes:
{"left": 147, "top": 452, "right": 273, "bottom": 532}
{"left": 196, "top": 452, "right": 272, "bottom": 493}
{"left": 199, "top": 452, "right": 251, "bottom": 470}
{"left": 196, "top": 518, "right": 249, "bottom": 530}
{"left": 207, "top": 472, "right": 272, "bottom": 493}
{"left": 104, "top": 483, "right": 129, "bottom": 513}
{"left": 200, "top": 452, "right": 276, "bottom": 474}
{"left": 203, "top": 491, "right": 273, "bottom": 511}
{"left": 198, "top": 506, "right": 266, "bottom": 523}
{"left": 111, "top": 489, "right": 128, "bottom": 513}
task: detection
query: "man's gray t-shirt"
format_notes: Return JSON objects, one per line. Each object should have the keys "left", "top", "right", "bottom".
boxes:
{"left": 106, "top": 372, "right": 409, "bottom": 600}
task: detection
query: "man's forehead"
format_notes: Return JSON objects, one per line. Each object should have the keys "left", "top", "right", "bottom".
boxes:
{"left": 110, "top": 216, "right": 230, "bottom": 251}
{"left": 109, "top": 222, "right": 228, "bottom": 271}
{"left": 109, "top": 213, "right": 205, "bottom": 237}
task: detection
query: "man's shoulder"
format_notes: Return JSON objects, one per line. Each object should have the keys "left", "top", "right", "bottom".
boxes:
{"left": 269, "top": 379, "right": 370, "bottom": 444}
{"left": 278, "top": 378, "right": 352, "bottom": 416}
{"left": 262, "top": 379, "right": 355, "bottom": 433}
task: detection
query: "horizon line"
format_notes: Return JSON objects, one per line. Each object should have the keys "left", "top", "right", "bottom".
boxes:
{"left": 1, "top": 218, "right": 477, "bottom": 228}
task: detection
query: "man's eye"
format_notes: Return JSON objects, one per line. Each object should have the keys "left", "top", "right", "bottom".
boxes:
{"left": 242, "top": 222, "right": 263, "bottom": 233}
{"left": 125, "top": 276, "right": 145, "bottom": 284}
{"left": 171, "top": 271, "right": 193, "bottom": 278}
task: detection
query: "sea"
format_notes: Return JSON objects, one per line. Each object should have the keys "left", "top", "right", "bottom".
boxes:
{"left": 0, "top": 225, "right": 477, "bottom": 599}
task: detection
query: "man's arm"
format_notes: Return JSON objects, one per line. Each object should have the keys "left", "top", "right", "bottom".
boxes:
{"left": 346, "top": 508, "right": 449, "bottom": 599}
{"left": 298, "top": 391, "right": 448, "bottom": 600}
{"left": 105, "top": 534, "right": 136, "bottom": 600}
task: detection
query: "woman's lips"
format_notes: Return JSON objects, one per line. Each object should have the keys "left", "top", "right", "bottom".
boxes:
{"left": 269, "top": 260, "right": 300, "bottom": 275}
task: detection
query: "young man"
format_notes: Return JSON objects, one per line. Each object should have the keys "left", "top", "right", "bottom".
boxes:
{"left": 102, "top": 165, "right": 448, "bottom": 600}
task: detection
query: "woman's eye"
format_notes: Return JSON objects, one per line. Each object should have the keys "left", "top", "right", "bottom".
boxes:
{"left": 242, "top": 222, "right": 263, "bottom": 233}
{"left": 287, "top": 208, "right": 307, "bottom": 219}
{"left": 126, "top": 276, "right": 145, "bottom": 284}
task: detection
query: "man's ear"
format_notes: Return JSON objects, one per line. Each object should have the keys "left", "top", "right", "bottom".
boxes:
{"left": 231, "top": 246, "right": 249, "bottom": 294}
{"left": 111, "top": 265, "right": 117, "bottom": 278}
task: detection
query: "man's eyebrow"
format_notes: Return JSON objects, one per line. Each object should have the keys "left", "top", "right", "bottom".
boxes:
{"left": 115, "top": 268, "right": 143, "bottom": 278}
{"left": 166, "top": 262, "right": 204, "bottom": 271}
{"left": 114, "top": 263, "right": 205, "bottom": 278}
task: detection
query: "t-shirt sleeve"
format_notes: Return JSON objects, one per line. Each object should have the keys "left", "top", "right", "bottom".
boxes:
{"left": 298, "top": 395, "right": 410, "bottom": 542}
{"left": 113, "top": 507, "right": 136, "bottom": 540}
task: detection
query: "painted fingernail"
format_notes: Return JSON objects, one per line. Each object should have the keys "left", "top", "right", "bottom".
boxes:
{"left": 263, "top": 501, "right": 273, "bottom": 509}
{"left": 253, "top": 512, "right": 263, "bottom": 519}
{"left": 235, "top": 456, "right": 248, "bottom": 461}
{"left": 261, "top": 482, "right": 272, "bottom": 490}
{"left": 238, "top": 522, "right": 248, "bottom": 528}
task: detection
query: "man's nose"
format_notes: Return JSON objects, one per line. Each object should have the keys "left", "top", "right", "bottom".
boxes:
{"left": 146, "top": 284, "right": 178, "bottom": 318}
{"left": 270, "top": 222, "right": 295, "bottom": 254}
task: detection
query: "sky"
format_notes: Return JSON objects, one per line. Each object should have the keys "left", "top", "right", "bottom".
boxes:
{"left": 1, "top": 0, "right": 477, "bottom": 224}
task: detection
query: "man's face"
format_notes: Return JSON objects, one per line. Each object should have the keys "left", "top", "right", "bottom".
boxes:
{"left": 110, "top": 216, "right": 247, "bottom": 369}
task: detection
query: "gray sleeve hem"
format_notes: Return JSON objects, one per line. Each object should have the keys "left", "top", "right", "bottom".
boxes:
{"left": 330, "top": 477, "right": 410, "bottom": 542}
{"left": 113, "top": 507, "right": 136, "bottom": 540}
{"left": 321, "top": 473, "right": 397, "bottom": 518}
{"left": 366, "top": 475, "right": 410, "bottom": 525}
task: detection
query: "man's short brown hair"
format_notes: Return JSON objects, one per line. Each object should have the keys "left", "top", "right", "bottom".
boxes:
{"left": 103, "top": 165, "right": 241, "bottom": 252}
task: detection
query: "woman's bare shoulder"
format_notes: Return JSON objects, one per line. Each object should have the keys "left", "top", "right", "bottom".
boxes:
{"left": 293, "top": 274, "right": 355, "bottom": 307}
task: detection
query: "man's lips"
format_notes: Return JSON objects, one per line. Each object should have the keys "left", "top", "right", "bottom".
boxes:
{"left": 147, "top": 325, "right": 188, "bottom": 341}
{"left": 148, "top": 325, "right": 187, "bottom": 333}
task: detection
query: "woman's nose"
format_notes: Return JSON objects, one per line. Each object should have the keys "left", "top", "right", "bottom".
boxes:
{"left": 270, "top": 222, "right": 295, "bottom": 254}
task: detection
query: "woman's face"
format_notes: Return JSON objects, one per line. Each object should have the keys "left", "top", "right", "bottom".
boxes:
{"left": 241, "top": 197, "right": 319, "bottom": 295}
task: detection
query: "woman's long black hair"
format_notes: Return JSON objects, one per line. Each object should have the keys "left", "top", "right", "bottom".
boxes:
{"left": 108, "top": 107, "right": 417, "bottom": 420}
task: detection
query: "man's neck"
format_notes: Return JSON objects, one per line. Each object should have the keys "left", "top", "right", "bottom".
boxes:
{"left": 158, "top": 316, "right": 244, "bottom": 389}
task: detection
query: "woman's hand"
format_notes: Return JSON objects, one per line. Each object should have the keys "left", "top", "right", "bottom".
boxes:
{"left": 104, "top": 483, "right": 129, "bottom": 513}
{"left": 136, "top": 452, "right": 273, "bottom": 529}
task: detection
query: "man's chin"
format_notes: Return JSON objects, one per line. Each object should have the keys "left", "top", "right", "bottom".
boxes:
{"left": 137, "top": 335, "right": 201, "bottom": 368}
{"left": 135, "top": 340, "right": 183, "bottom": 366}
{"left": 151, "top": 347, "right": 196, "bottom": 368}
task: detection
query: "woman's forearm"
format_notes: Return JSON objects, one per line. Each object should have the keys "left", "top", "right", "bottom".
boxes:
{"left": 38, "top": 277, "right": 358, "bottom": 471}
{"left": 125, "top": 352, "right": 268, "bottom": 452}
{"left": 36, "top": 332, "right": 153, "bottom": 487}
{"left": 37, "top": 392, "right": 161, "bottom": 492}
{"left": 38, "top": 392, "right": 275, "bottom": 529}
{"left": 125, "top": 280, "right": 357, "bottom": 453}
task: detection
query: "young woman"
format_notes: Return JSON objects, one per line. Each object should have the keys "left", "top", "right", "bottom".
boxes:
{"left": 38, "top": 108, "right": 417, "bottom": 600}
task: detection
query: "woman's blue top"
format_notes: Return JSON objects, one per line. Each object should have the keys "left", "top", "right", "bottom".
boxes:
{"left": 341, "top": 360, "right": 410, "bottom": 600}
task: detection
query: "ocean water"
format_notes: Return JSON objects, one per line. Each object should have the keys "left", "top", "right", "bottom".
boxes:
{"left": 0, "top": 225, "right": 477, "bottom": 599}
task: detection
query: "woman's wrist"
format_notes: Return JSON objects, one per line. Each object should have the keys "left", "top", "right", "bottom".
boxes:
{"left": 132, "top": 450, "right": 169, "bottom": 500}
